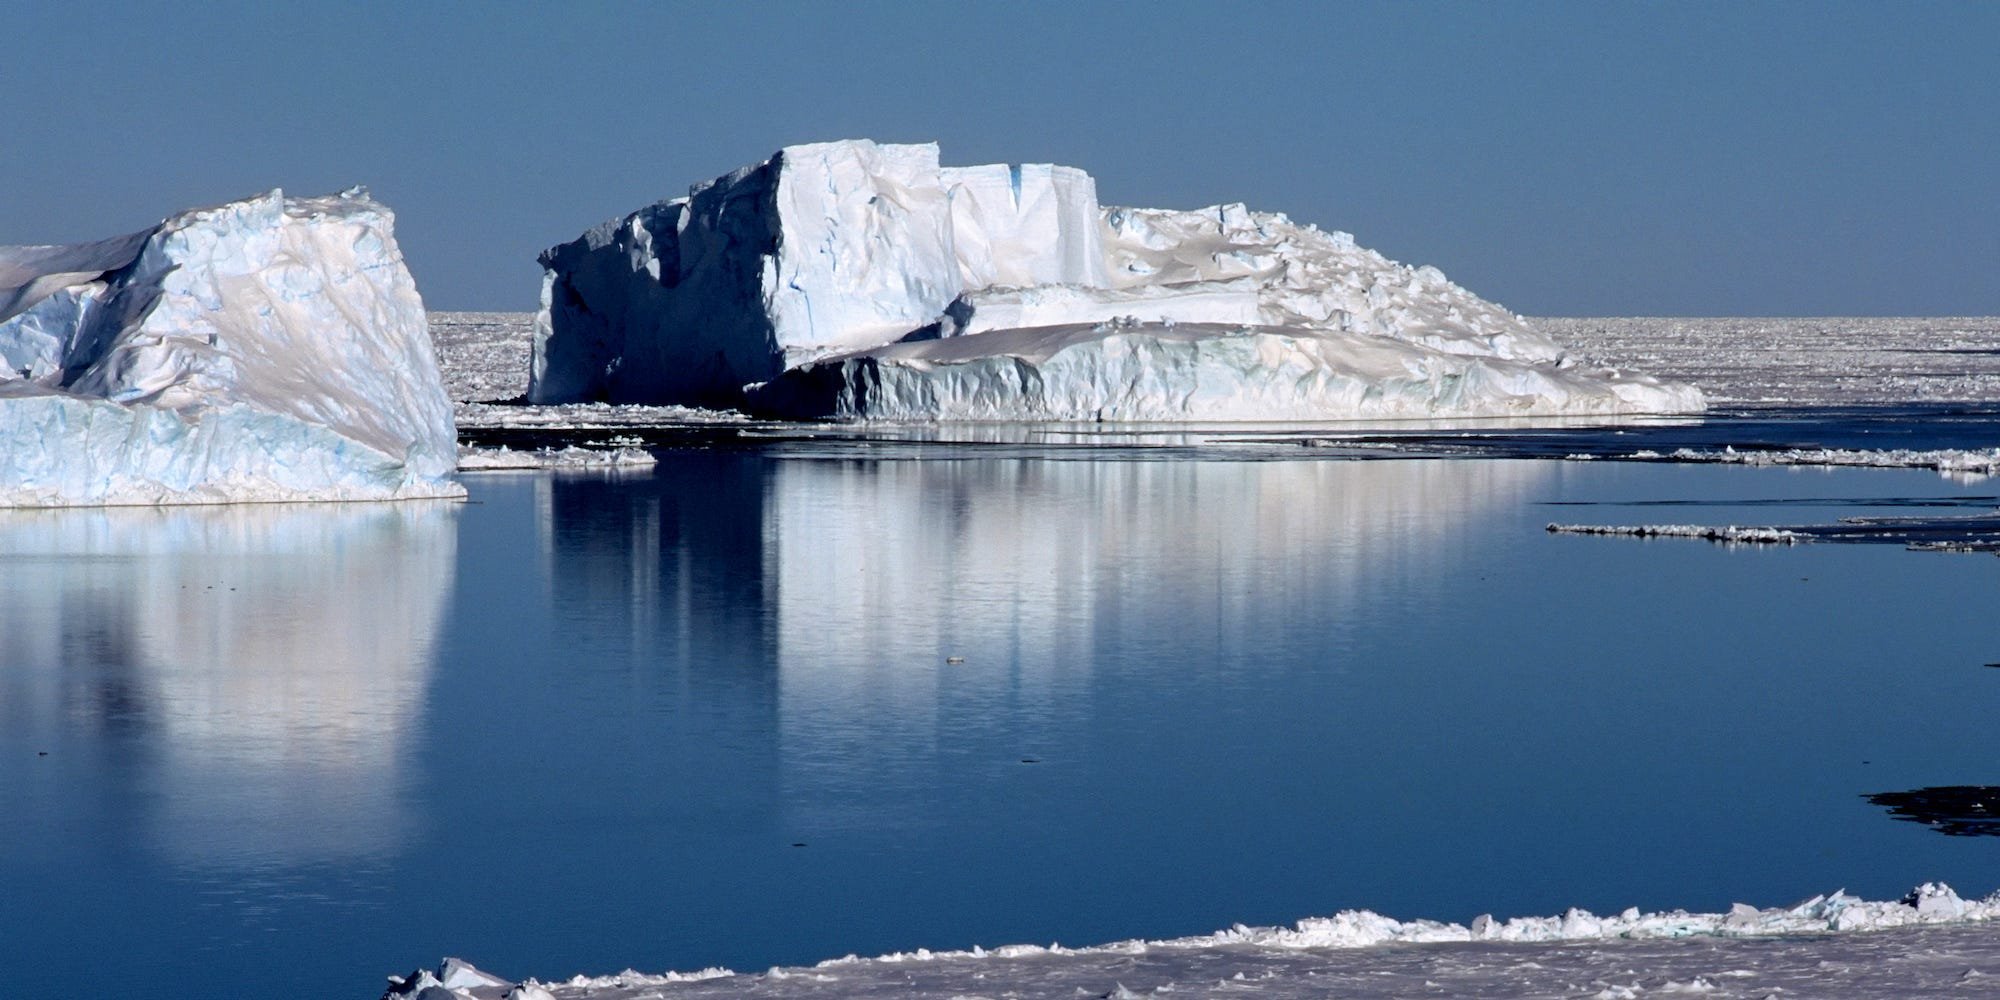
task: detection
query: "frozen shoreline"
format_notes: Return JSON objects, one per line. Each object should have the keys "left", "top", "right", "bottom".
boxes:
{"left": 386, "top": 884, "right": 2000, "bottom": 999}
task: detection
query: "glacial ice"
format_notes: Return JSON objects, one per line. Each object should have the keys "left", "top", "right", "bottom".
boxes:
{"left": 0, "top": 189, "right": 461, "bottom": 506}
{"left": 531, "top": 139, "right": 1703, "bottom": 420}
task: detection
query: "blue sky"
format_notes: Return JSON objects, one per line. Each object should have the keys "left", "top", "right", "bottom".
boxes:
{"left": 5, "top": 1, "right": 1995, "bottom": 315}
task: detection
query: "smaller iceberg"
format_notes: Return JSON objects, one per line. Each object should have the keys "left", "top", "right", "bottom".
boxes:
{"left": 0, "top": 189, "right": 461, "bottom": 506}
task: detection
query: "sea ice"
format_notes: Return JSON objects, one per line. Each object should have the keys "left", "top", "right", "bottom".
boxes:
{"left": 1546, "top": 523, "right": 1809, "bottom": 544}
{"left": 530, "top": 140, "right": 1702, "bottom": 420}
{"left": 378, "top": 884, "right": 2000, "bottom": 1000}
{"left": 456, "top": 444, "right": 656, "bottom": 471}
{"left": 0, "top": 189, "right": 461, "bottom": 506}
{"left": 1658, "top": 445, "right": 2000, "bottom": 480}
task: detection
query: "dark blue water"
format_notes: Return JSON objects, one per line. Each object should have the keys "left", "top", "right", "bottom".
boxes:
{"left": 4, "top": 452, "right": 1999, "bottom": 999}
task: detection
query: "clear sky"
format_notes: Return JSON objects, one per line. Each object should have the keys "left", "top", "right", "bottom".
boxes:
{"left": 5, "top": 1, "right": 1995, "bottom": 315}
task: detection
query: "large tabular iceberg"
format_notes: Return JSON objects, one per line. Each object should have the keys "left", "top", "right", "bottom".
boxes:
{"left": 531, "top": 140, "right": 1702, "bottom": 420}
{"left": 0, "top": 189, "right": 462, "bottom": 506}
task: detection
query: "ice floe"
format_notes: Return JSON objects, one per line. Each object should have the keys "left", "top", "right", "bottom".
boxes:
{"left": 0, "top": 189, "right": 461, "bottom": 506}
{"left": 380, "top": 884, "right": 2000, "bottom": 999}
{"left": 456, "top": 444, "right": 656, "bottom": 471}
{"left": 1547, "top": 523, "right": 1809, "bottom": 544}
{"left": 1654, "top": 446, "right": 2000, "bottom": 480}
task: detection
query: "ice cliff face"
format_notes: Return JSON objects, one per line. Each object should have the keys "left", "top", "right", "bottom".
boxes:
{"left": 0, "top": 189, "right": 461, "bottom": 506}
{"left": 532, "top": 139, "right": 1703, "bottom": 420}
{"left": 530, "top": 141, "right": 1106, "bottom": 405}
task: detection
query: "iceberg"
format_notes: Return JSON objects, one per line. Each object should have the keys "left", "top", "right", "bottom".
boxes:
{"left": 532, "top": 139, "right": 1702, "bottom": 420}
{"left": 0, "top": 189, "right": 461, "bottom": 506}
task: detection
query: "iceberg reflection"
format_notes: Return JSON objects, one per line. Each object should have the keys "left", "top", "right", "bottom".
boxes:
{"left": 765, "top": 458, "right": 1548, "bottom": 826}
{"left": 0, "top": 500, "right": 459, "bottom": 865}
{"left": 531, "top": 456, "right": 1550, "bottom": 837}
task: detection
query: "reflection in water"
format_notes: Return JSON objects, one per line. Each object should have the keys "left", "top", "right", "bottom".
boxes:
{"left": 764, "top": 458, "right": 1549, "bottom": 829}
{"left": 1867, "top": 786, "right": 2000, "bottom": 836}
{"left": 0, "top": 501, "right": 459, "bottom": 865}
{"left": 535, "top": 458, "right": 1551, "bottom": 837}
{"left": 536, "top": 459, "right": 774, "bottom": 669}
{"left": 535, "top": 455, "right": 783, "bottom": 817}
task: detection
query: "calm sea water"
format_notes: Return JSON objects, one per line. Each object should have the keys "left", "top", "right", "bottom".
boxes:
{"left": 4, "top": 452, "right": 1998, "bottom": 998}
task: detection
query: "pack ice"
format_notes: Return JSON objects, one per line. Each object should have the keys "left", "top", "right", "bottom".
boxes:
{"left": 532, "top": 140, "right": 1702, "bottom": 420}
{"left": 0, "top": 189, "right": 461, "bottom": 506}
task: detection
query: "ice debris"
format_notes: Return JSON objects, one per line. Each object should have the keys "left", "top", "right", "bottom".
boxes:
{"left": 1546, "top": 523, "right": 1808, "bottom": 544}
{"left": 456, "top": 444, "right": 656, "bottom": 471}
{"left": 0, "top": 188, "right": 461, "bottom": 506}
{"left": 387, "top": 884, "right": 1999, "bottom": 998}
{"left": 531, "top": 139, "right": 1702, "bottom": 421}
{"left": 384, "top": 958, "right": 531, "bottom": 1000}
{"left": 1658, "top": 446, "right": 2000, "bottom": 481}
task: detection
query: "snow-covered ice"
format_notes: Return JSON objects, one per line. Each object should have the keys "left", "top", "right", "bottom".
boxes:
{"left": 0, "top": 189, "right": 461, "bottom": 506}
{"left": 432, "top": 313, "right": 2000, "bottom": 418}
{"left": 382, "top": 884, "right": 2000, "bottom": 999}
{"left": 1547, "top": 522, "right": 1809, "bottom": 544}
{"left": 452, "top": 400, "right": 743, "bottom": 432}
{"left": 456, "top": 444, "right": 655, "bottom": 471}
{"left": 748, "top": 319, "right": 1701, "bottom": 422}
{"left": 1653, "top": 445, "right": 2000, "bottom": 480}
{"left": 529, "top": 140, "right": 1702, "bottom": 420}
{"left": 1544, "top": 316, "right": 2000, "bottom": 405}
{"left": 530, "top": 141, "right": 1009, "bottom": 405}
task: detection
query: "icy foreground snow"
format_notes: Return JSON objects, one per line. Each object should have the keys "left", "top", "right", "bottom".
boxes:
{"left": 0, "top": 189, "right": 460, "bottom": 506}
{"left": 531, "top": 140, "right": 1701, "bottom": 420}
{"left": 385, "top": 884, "right": 2000, "bottom": 999}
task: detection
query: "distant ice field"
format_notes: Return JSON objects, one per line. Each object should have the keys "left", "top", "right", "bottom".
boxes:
{"left": 431, "top": 313, "right": 2000, "bottom": 412}
{"left": 1543, "top": 316, "right": 2000, "bottom": 406}
{"left": 431, "top": 313, "right": 2000, "bottom": 476}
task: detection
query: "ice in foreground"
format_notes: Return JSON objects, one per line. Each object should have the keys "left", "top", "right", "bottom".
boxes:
{"left": 383, "top": 884, "right": 2000, "bottom": 999}
{"left": 0, "top": 189, "right": 460, "bottom": 506}
{"left": 531, "top": 139, "right": 1702, "bottom": 420}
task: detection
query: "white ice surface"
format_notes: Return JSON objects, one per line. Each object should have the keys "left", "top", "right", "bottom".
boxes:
{"left": 435, "top": 313, "right": 2000, "bottom": 415}
{"left": 1654, "top": 445, "right": 2000, "bottom": 480}
{"left": 1547, "top": 521, "right": 1809, "bottom": 544}
{"left": 530, "top": 140, "right": 1702, "bottom": 419}
{"left": 0, "top": 189, "right": 461, "bottom": 506}
{"left": 1543, "top": 316, "right": 2000, "bottom": 405}
{"left": 456, "top": 444, "right": 655, "bottom": 471}
{"left": 528, "top": 141, "right": 1111, "bottom": 405}
{"left": 748, "top": 320, "right": 1701, "bottom": 421}
{"left": 940, "top": 162, "right": 1107, "bottom": 290}
{"left": 452, "top": 400, "right": 742, "bottom": 432}
{"left": 384, "top": 884, "right": 2000, "bottom": 1000}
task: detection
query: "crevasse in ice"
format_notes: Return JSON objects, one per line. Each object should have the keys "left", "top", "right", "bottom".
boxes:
{"left": 531, "top": 139, "right": 1703, "bottom": 420}
{"left": 0, "top": 188, "right": 462, "bottom": 506}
